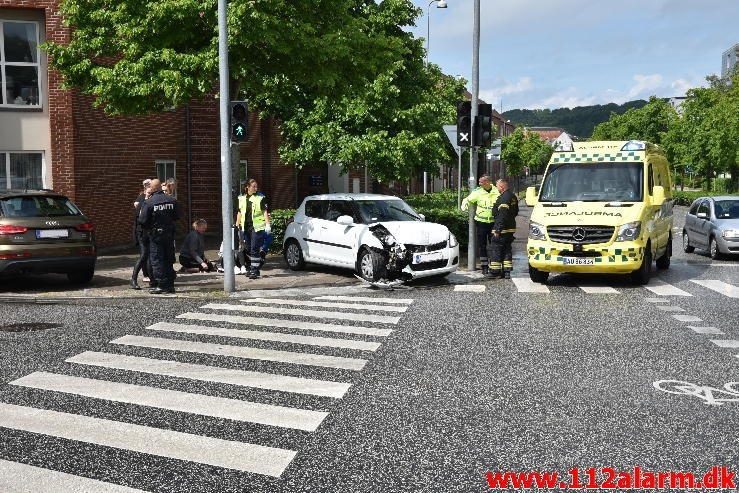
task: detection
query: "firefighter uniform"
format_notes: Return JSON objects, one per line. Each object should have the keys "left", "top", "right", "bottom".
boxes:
{"left": 488, "top": 188, "right": 518, "bottom": 278}
{"left": 139, "top": 190, "right": 182, "bottom": 293}
{"left": 461, "top": 185, "right": 500, "bottom": 273}
{"left": 238, "top": 192, "right": 269, "bottom": 279}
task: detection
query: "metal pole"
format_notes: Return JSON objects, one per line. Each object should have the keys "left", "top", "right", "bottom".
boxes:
{"left": 467, "top": 0, "right": 480, "bottom": 271}
{"left": 457, "top": 147, "right": 462, "bottom": 208}
{"left": 218, "top": 0, "right": 234, "bottom": 293}
{"left": 423, "top": 1, "right": 433, "bottom": 194}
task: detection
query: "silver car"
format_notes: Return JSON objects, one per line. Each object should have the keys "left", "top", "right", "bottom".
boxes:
{"left": 682, "top": 196, "right": 739, "bottom": 259}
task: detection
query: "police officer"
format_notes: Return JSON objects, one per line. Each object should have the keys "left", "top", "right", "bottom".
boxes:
{"left": 461, "top": 175, "right": 500, "bottom": 274}
{"left": 236, "top": 179, "right": 271, "bottom": 279}
{"left": 488, "top": 178, "right": 519, "bottom": 279}
{"left": 139, "top": 179, "right": 182, "bottom": 294}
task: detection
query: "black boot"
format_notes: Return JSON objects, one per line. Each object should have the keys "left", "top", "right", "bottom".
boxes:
{"left": 130, "top": 277, "right": 141, "bottom": 290}
{"left": 481, "top": 265, "right": 489, "bottom": 276}
{"left": 503, "top": 271, "right": 511, "bottom": 279}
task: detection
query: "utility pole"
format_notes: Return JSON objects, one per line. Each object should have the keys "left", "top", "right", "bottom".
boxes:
{"left": 218, "top": 0, "right": 234, "bottom": 293}
{"left": 467, "top": 0, "right": 480, "bottom": 271}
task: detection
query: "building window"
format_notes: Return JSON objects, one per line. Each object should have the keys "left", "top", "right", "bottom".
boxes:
{"left": 0, "top": 152, "right": 43, "bottom": 189}
{"left": 0, "top": 20, "right": 41, "bottom": 107}
{"left": 155, "top": 159, "right": 176, "bottom": 196}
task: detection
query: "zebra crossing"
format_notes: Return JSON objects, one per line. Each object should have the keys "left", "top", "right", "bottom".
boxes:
{"left": 0, "top": 294, "right": 414, "bottom": 491}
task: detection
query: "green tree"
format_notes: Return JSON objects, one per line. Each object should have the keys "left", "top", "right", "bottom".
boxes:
{"left": 590, "top": 96, "right": 678, "bottom": 145}
{"left": 501, "top": 128, "right": 553, "bottom": 178}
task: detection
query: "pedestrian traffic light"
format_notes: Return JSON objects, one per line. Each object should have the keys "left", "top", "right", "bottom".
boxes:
{"left": 230, "top": 101, "right": 248, "bottom": 142}
{"left": 475, "top": 103, "right": 493, "bottom": 148}
{"left": 456, "top": 101, "right": 471, "bottom": 147}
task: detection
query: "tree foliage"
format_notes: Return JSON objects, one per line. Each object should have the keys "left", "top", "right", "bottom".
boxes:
{"left": 501, "top": 127, "right": 553, "bottom": 177}
{"left": 590, "top": 96, "right": 678, "bottom": 145}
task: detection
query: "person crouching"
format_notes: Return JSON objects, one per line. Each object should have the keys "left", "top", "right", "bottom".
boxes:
{"left": 179, "top": 219, "right": 215, "bottom": 272}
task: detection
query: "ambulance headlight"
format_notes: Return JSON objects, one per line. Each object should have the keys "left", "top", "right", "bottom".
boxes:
{"left": 616, "top": 221, "right": 641, "bottom": 242}
{"left": 529, "top": 222, "right": 546, "bottom": 240}
{"left": 448, "top": 233, "right": 458, "bottom": 248}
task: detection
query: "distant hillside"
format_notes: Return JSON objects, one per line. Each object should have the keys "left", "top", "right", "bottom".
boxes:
{"left": 502, "top": 100, "right": 649, "bottom": 138}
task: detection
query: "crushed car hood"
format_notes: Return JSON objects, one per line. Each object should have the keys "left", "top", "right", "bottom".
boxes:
{"left": 374, "top": 221, "right": 449, "bottom": 245}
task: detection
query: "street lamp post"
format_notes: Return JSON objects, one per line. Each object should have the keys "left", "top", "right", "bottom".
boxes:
{"left": 467, "top": 0, "right": 480, "bottom": 271}
{"left": 423, "top": 0, "right": 447, "bottom": 195}
{"left": 217, "top": 0, "right": 234, "bottom": 293}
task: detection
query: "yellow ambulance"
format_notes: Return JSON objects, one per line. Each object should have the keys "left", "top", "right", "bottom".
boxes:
{"left": 525, "top": 140, "right": 673, "bottom": 285}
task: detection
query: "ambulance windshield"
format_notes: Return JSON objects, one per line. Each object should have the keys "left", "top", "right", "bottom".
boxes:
{"left": 539, "top": 162, "right": 644, "bottom": 202}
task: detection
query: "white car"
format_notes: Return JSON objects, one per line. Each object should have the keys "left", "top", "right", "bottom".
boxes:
{"left": 283, "top": 194, "right": 459, "bottom": 282}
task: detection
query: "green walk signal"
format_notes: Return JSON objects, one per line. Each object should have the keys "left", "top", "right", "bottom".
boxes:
{"left": 230, "top": 101, "right": 248, "bottom": 142}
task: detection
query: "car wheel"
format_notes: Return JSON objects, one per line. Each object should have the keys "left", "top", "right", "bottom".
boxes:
{"left": 631, "top": 244, "right": 652, "bottom": 285}
{"left": 682, "top": 231, "right": 694, "bottom": 253}
{"left": 709, "top": 236, "right": 721, "bottom": 260}
{"left": 358, "top": 248, "right": 385, "bottom": 282}
{"left": 656, "top": 234, "right": 671, "bottom": 270}
{"left": 529, "top": 264, "right": 548, "bottom": 284}
{"left": 284, "top": 240, "right": 305, "bottom": 271}
{"left": 67, "top": 268, "right": 94, "bottom": 284}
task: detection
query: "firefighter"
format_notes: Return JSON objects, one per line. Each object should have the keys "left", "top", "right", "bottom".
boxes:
{"left": 461, "top": 175, "right": 500, "bottom": 274}
{"left": 488, "top": 178, "right": 518, "bottom": 279}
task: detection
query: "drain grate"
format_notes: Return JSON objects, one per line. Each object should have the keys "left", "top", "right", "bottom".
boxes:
{"left": 0, "top": 322, "right": 62, "bottom": 333}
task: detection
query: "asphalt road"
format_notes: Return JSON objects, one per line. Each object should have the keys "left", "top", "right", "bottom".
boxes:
{"left": 0, "top": 209, "right": 737, "bottom": 492}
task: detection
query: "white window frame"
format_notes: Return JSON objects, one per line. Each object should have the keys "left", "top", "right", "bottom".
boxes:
{"left": 155, "top": 159, "right": 176, "bottom": 197}
{"left": 0, "top": 151, "right": 46, "bottom": 189}
{"left": 0, "top": 20, "right": 42, "bottom": 108}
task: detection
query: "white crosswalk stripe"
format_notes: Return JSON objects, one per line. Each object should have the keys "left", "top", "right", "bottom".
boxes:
{"left": 10, "top": 372, "right": 328, "bottom": 431}
{"left": 242, "top": 297, "right": 408, "bottom": 313}
{"left": 672, "top": 314, "right": 703, "bottom": 323}
{"left": 690, "top": 280, "right": 739, "bottom": 298}
{"left": 147, "top": 321, "right": 381, "bottom": 352}
{"left": 454, "top": 285, "right": 485, "bottom": 292}
{"left": 577, "top": 285, "right": 619, "bottom": 294}
{"left": 111, "top": 335, "right": 368, "bottom": 371}
{"left": 687, "top": 326, "right": 724, "bottom": 335}
{"left": 202, "top": 303, "right": 401, "bottom": 325}
{"left": 67, "top": 351, "right": 350, "bottom": 398}
{"left": 710, "top": 340, "right": 739, "bottom": 348}
{"left": 0, "top": 459, "right": 150, "bottom": 493}
{"left": 643, "top": 280, "right": 693, "bottom": 296}
{"left": 511, "top": 277, "right": 550, "bottom": 293}
{"left": 0, "top": 402, "right": 296, "bottom": 477}
{"left": 177, "top": 312, "right": 393, "bottom": 337}
{"left": 314, "top": 295, "right": 413, "bottom": 304}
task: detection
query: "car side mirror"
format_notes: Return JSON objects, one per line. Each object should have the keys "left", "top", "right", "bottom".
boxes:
{"left": 418, "top": 213, "right": 425, "bottom": 222}
{"left": 336, "top": 215, "right": 354, "bottom": 226}
{"left": 526, "top": 186, "right": 538, "bottom": 206}
{"left": 697, "top": 212, "right": 708, "bottom": 220}
{"left": 651, "top": 186, "right": 665, "bottom": 207}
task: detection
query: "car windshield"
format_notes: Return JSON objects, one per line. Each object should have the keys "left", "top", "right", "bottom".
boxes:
{"left": 0, "top": 196, "right": 82, "bottom": 217}
{"left": 540, "top": 162, "right": 644, "bottom": 202}
{"left": 355, "top": 199, "right": 422, "bottom": 223}
{"left": 714, "top": 200, "right": 739, "bottom": 219}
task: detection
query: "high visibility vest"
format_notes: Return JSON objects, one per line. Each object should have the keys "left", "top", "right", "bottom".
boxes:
{"left": 464, "top": 187, "right": 500, "bottom": 223}
{"left": 238, "top": 193, "right": 267, "bottom": 231}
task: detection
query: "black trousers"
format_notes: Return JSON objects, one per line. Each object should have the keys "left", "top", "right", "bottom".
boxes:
{"left": 179, "top": 255, "right": 215, "bottom": 272}
{"left": 488, "top": 232, "right": 514, "bottom": 274}
{"left": 132, "top": 231, "right": 150, "bottom": 281}
{"left": 475, "top": 221, "right": 494, "bottom": 267}
{"left": 150, "top": 231, "right": 176, "bottom": 289}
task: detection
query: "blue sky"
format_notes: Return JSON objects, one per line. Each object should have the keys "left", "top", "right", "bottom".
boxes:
{"left": 409, "top": 0, "right": 738, "bottom": 111}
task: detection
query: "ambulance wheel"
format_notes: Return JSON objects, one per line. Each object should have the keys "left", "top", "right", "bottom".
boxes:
{"left": 284, "top": 240, "right": 305, "bottom": 271}
{"left": 528, "top": 264, "right": 548, "bottom": 284}
{"left": 656, "top": 235, "right": 671, "bottom": 270}
{"left": 631, "top": 245, "right": 652, "bottom": 285}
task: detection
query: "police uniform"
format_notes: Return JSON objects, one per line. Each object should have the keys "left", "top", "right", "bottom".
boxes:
{"left": 488, "top": 188, "right": 518, "bottom": 278}
{"left": 139, "top": 190, "right": 182, "bottom": 293}
{"left": 238, "top": 192, "right": 269, "bottom": 279}
{"left": 461, "top": 185, "right": 500, "bottom": 274}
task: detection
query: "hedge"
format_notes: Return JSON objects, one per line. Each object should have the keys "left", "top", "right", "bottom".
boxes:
{"left": 672, "top": 190, "right": 736, "bottom": 206}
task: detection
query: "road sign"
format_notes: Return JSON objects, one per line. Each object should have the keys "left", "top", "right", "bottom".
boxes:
{"left": 443, "top": 125, "right": 460, "bottom": 157}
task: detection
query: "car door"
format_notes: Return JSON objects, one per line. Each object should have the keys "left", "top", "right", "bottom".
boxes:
{"left": 695, "top": 200, "right": 711, "bottom": 248}
{"left": 320, "top": 200, "right": 360, "bottom": 265}
{"left": 684, "top": 200, "right": 699, "bottom": 244}
{"left": 301, "top": 199, "right": 329, "bottom": 261}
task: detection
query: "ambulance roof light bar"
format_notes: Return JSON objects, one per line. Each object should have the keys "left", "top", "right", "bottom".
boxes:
{"left": 554, "top": 141, "right": 574, "bottom": 152}
{"left": 621, "top": 140, "right": 646, "bottom": 152}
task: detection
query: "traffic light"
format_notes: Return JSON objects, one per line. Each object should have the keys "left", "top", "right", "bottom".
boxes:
{"left": 230, "top": 101, "right": 248, "bottom": 142}
{"left": 456, "top": 101, "right": 471, "bottom": 147}
{"left": 474, "top": 103, "right": 493, "bottom": 148}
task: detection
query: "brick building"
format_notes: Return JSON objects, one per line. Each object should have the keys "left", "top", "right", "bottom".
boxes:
{"left": 0, "top": 1, "right": 329, "bottom": 247}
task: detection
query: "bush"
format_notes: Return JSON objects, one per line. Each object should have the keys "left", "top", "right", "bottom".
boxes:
{"left": 672, "top": 190, "right": 726, "bottom": 206}
{"left": 268, "top": 208, "right": 296, "bottom": 253}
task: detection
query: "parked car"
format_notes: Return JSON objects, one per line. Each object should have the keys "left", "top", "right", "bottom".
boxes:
{"left": 682, "top": 196, "right": 739, "bottom": 259}
{"left": 0, "top": 190, "right": 96, "bottom": 283}
{"left": 283, "top": 194, "right": 459, "bottom": 282}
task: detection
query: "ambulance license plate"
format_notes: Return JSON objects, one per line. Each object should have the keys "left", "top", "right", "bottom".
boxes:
{"left": 412, "top": 251, "right": 443, "bottom": 264}
{"left": 562, "top": 257, "right": 594, "bottom": 265}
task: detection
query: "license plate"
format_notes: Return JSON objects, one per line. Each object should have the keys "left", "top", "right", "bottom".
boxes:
{"left": 36, "top": 229, "right": 69, "bottom": 239}
{"left": 562, "top": 257, "right": 594, "bottom": 265}
{"left": 412, "top": 251, "right": 443, "bottom": 264}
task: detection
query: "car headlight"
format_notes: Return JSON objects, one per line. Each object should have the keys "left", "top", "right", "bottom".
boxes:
{"left": 448, "top": 233, "right": 458, "bottom": 248}
{"left": 723, "top": 229, "right": 739, "bottom": 239}
{"left": 529, "top": 222, "right": 546, "bottom": 241}
{"left": 616, "top": 221, "right": 641, "bottom": 242}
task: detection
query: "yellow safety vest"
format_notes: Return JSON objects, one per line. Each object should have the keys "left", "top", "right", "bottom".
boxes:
{"left": 464, "top": 186, "right": 500, "bottom": 223}
{"left": 238, "top": 193, "right": 267, "bottom": 231}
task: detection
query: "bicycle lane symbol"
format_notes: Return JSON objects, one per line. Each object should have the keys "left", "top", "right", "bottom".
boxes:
{"left": 654, "top": 380, "right": 739, "bottom": 406}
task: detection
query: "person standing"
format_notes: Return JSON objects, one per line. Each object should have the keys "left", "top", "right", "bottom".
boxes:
{"left": 488, "top": 178, "right": 519, "bottom": 279}
{"left": 139, "top": 179, "right": 182, "bottom": 294}
{"left": 236, "top": 179, "right": 271, "bottom": 279}
{"left": 131, "top": 179, "right": 152, "bottom": 289}
{"left": 461, "top": 175, "right": 499, "bottom": 275}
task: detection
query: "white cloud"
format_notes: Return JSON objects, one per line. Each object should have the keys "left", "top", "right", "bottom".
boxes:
{"left": 625, "top": 74, "right": 664, "bottom": 100}
{"left": 479, "top": 77, "right": 534, "bottom": 105}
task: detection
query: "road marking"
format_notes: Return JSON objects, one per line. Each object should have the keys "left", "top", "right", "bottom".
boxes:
{"left": 0, "top": 459, "right": 149, "bottom": 493}
{"left": 511, "top": 277, "right": 550, "bottom": 293}
{"left": 672, "top": 314, "right": 703, "bottom": 323}
{"left": 687, "top": 326, "right": 724, "bottom": 335}
{"left": 577, "top": 285, "right": 619, "bottom": 294}
{"left": 453, "top": 285, "right": 485, "bottom": 292}
{"left": 690, "top": 280, "right": 739, "bottom": 298}
{"left": 645, "top": 297, "right": 670, "bottom": 303}
{"left": 314, "top": 295, "right": 413, "bottom": 305}
{"left": 656, "top": 305, "right": 685, "bottom": 312}
{"left": 111, "top": 335, "right": 367, "bottom": 371}
{"left": 202, "top": 303, "right": 400, "bottom": 325}
{"left": 242, "top": 298, "right": 408, "bottom": 313}
{"left": 644, "top": 280, "right": 693, "bottom": 296}
{"left": 711, "top": 340, "right": 739, "bottom": 348}
{"left": 0, "top": 402, "right": 296, "bottom": 477}
{"left": 147, "top": 322, "right": 381, "bottom": 352}
{"left": 67, "top": 352, "right": 349, "bottom": 398}
{"left": 177, "top": 312, "right": 392, "bottom": 337}
{"left": 10, "top": 372, "right": 327, "bottom": 432}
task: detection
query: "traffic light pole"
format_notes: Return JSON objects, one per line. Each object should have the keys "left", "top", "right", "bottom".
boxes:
{"left": 218, "top": 0, "right": 235, "bottom": 293}
{"left": 468, "top": 0, "right": 480, "bottom": 271}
